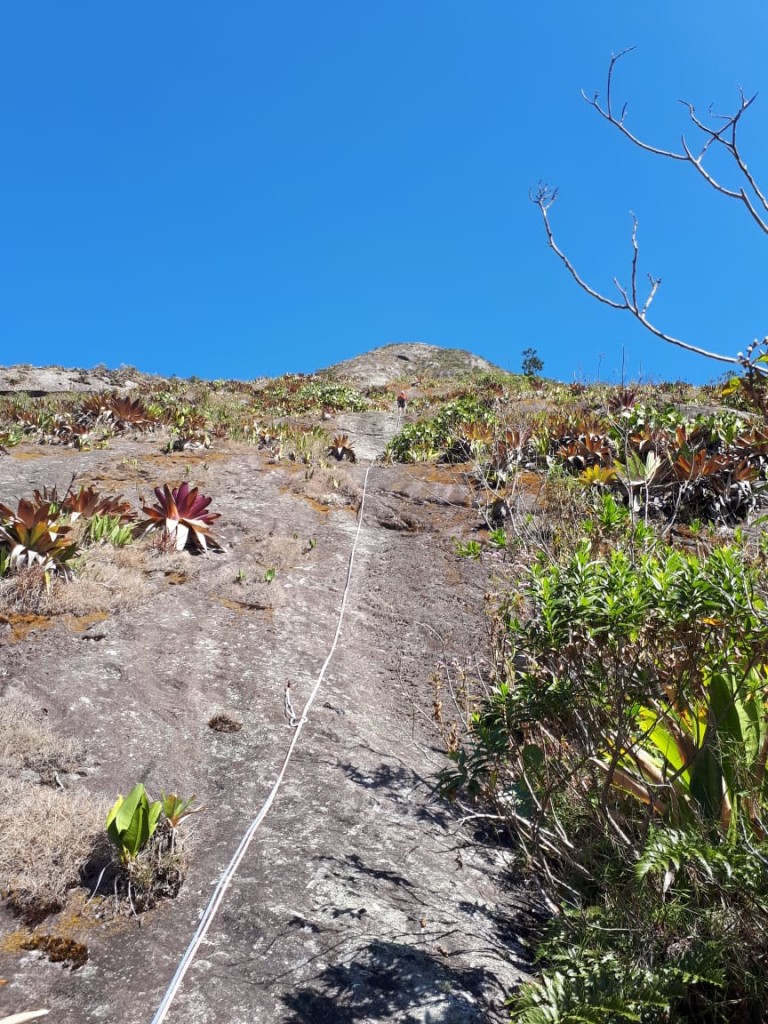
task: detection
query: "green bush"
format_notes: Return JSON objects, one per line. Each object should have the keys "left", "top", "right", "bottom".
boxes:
{"left": 385, "top": 395, "right": 497, "bottom": 462}
{"left": 440, "top": 541, "right": 768, "bottom": 1022}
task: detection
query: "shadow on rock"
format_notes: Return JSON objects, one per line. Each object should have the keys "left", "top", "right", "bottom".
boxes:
{"left": 337, "top": 757, "right": 453, "bottom": 829}
{"left": 281, "top": 938, "right": 494, "bottom": 1024}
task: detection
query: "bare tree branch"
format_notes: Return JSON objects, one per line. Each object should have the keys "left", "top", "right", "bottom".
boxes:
{"left": 530, "top": 183, "right": 766, "bottom": 372}
{"left": 582, "top": 48, "right": 768, "bottom": 234}
{"left": 534, "top": 50, "right": 768, "bottom": 375}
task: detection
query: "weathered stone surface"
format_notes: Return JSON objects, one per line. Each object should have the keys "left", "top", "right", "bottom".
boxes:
{"left": 0, "top": 373, "right": 527, "bottom": 1023}
{"left": 322, "top": 343, "right": 501, "bottom": 387}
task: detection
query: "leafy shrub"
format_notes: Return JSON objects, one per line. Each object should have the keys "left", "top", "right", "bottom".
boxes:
{"left": 386, "top": 395, "right": 497, "bottom": 462}
{"left": 251, "top": 375, "right": 369, "bottom": 415}
{"left": 441, "top": 540, "right": 768, "bottom": 1022}
{"left": 298, "top": 380, "right": 368, "bottom": 411}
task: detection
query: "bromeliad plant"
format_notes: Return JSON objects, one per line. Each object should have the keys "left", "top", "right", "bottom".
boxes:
{"left": 0, "top": 427, "right": 22, "bottom": 454}
{"left": 63, "top": 485, "right": 136, "bottom": 524}
{"left": 137, "top": 482, "right": 222, "bottom": 552}
{"left": 0, "top": 498, "right": 78, "bottom": 576}
{"left": 602, "top": 663, "right": 768, "bottom": 835}
{"left": 163, "top": 408, "right": 213, "bottom": 451}
{"left": 327, "top": 434, "right": 356, "bottom": 462}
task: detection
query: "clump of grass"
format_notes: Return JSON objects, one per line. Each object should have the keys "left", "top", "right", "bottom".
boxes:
{"left": 0, "top": 565, "right": 53, "bottom": 614}
{"left": 0, "top": 695, "right": 102, "bottom": 921}
{"left": 111, "top": 828, "right": 190, "bottom": 913}
{"left": 0, "top": 779, "right": 103, "bottom": 920}
{"left": 0, "top": 695, "right": 87, "bottom": 782}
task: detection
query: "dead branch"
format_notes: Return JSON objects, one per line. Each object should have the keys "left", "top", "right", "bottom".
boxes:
{"left": 583, "top": 48, "right": 768, "bottom": 234}
{"left": 530, "top": 183, "right": 767, "bottom": 372}
{"left": 533, "top": 51, "right": 768, "bottom": 375}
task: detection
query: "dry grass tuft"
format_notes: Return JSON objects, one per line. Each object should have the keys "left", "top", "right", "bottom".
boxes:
{"left": 0, "top": 778, "right": 103, "bottom": 920}
{"left": 301, "top": 465, "right": 362, "bottom": 507}
{"left": 0, "top": 694, "right": 88, "bottom": 781}
{"left": 254, "top": 532, "right": 306, "bottom": 568}
{"left": 51, "top": 544, "right": 150, "bottom": 614}
{"left": 0, "top": 566, "right": 52, "bottom": 615}
{"left": 0, "top": 543, "right": 152, "bottom": 621}
{"left": 0, "top": 694, "right": 102, "bottom": 920}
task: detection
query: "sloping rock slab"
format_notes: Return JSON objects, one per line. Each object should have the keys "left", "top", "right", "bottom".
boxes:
{"left": 0, "top": 440, "right": 527, "bottom": 1023}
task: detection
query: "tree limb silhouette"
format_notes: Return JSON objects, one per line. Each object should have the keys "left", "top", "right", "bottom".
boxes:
{"left": 534, "top": 49, "right": 768, "bottom": 376}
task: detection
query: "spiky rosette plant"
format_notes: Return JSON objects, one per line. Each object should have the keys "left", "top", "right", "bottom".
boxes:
{"left": 107, "top": 393, "right": 154, "bottom": 431}
{"left": 0, "top": 427, "right": 22, "bottom": 454}
{"left": 31, "top": 485, "right": 63, "bottom": 517}
{"left": 138, "top": 482, "right": 222, "bottom": 552}
{"left": 0, "top": 499, "right": 78, "bottom": 576}
{"left": 327, "top": 434, "right": 356, "bottom": 462}
{"left": 63, "top": 485, "right": 136, "bottom": 524}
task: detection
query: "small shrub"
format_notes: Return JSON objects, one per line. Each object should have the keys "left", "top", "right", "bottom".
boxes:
{"left": 105, "top": 783, "right": 198, "bottom": 912}
{"left": 521, "top": 347, "right": 544, "bottom": 377}
{"left": 454, "top": 539, "right": 482, "bottom": 560}
{"left": 441, "top": 540, "right": 768, "bottom": 1022}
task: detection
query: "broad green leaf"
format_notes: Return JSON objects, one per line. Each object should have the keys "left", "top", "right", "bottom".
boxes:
{"left": 105, "top": 783, "right": 162, "bottom": 861}
{"left": 112, "top": 782, "right": 147, "bottom": 836}
{"left": 636, "top": 708, "right": 694, "bottom": 779}
{"left": 121, "top": 798, "right": 149, "bottom": 858}
{"left": 688, "top": 744, "right": 723, "bottom": 821}
{"left": 148, "top": 798, "right": 162, "bottom": 835}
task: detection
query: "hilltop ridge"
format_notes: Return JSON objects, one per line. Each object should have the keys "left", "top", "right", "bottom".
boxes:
{"left": 0, "top": 343, "right": 507, "bottom": 396}
{"left": 321, "top": 342, "right": 503, "bottom": 386}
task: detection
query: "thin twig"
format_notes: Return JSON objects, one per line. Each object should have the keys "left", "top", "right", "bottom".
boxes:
{"left": 531, "top": 184, "right": 764, "bottom": 371}
{"left": 583, "top": 48, "right": 767, "bottom": 234}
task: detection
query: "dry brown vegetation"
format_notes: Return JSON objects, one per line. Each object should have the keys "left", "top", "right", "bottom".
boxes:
{"left": 0, "top": 695, "right": 103, "bottom": 921}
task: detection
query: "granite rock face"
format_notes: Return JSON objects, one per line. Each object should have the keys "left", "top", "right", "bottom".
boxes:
{"left": 0, "top": 358, "right": 526, "bottom": 1024}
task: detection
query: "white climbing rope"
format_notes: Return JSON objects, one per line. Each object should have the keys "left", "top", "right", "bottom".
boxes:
{"left": 149, "top": 463, "right": 373, "bottom": 1024}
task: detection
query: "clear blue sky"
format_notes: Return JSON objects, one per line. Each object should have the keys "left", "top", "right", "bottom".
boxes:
{"left": 1, "top": 2, "right": 765, "bottom": 384}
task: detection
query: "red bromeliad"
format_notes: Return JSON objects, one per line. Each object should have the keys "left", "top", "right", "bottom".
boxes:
{"left": 139, "top": 483, "right": 222, "bottom": 552}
